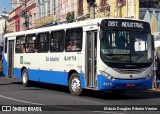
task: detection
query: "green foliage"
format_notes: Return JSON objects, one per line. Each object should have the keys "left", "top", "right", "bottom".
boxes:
{"left": 156, "top": 47, "right": 160, "bottom": 51}
{"left": 66, "top": 12, "right": 74, "bottom": 23}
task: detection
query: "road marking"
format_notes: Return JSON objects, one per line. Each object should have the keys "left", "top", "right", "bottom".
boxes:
{"left": 0, "top": 94, "right": 44, "bottom": 105}
{"left": 0, "top": 94, "right": 126, "bottom": 114}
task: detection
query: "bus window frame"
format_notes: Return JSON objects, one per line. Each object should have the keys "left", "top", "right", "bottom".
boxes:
{"left": 50, "top": 30, "right": 65, "bottom": 52}
{"left": 36, "top": 32, "right": 49, "bottom": 53}
{"left": 25, "top": 34, "right": 36, "bottom": 53}
{"left": 15, "top": 35, "right": 25, "bottom": 53}
{"left": 65, "top": 27, "right": 83, "bottom": 52}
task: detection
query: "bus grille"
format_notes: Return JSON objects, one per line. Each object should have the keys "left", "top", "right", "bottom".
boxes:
{"left": 113, "top": 68, "right": 146, "bottom": 74}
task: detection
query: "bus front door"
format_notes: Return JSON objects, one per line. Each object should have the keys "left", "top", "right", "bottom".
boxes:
{"left": 86, "top": 31, "right": 97, "bottom": 88}
{"left": 8, "top": 40, "right": 14, "bottom": 78}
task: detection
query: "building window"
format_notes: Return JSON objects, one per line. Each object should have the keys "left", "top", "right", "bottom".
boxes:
{"left": 116, "top": 0, "right": 126, "bottom": 6}
{"left": 16, "top": 36, "right": 25, "bottom": 53}
{"left": 87, "top": 3, "right": 90, "bottom": 14}
{"left": 78, "top": 0, "right": 83, "bottom": 16}
{"left": 53, "top": 0, "right": 56, "bottom": 15}
{"left": 48, "top": 0, "right": 50, "bottom": 16}
{"left": 26, "top": 34, "right": 36, "bottom": 53}
{"left": 66, "top": 28, "right": 82, "bottom": 52}
{"left": 37, "top": 32, "right": 49, "bottom": 52}
{"left": 61, "top": 0, "right": 65, "bottom": 15}
{"left": 100, "top": 0, "right": 107, "bottom": 11}
{"left": 50, "top": 30, "right": 64, "bottom": 52}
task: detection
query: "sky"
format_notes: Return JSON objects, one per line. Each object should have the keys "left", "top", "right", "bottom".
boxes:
{"left": 0, "top": 0, "right": 12, "bottom": 13}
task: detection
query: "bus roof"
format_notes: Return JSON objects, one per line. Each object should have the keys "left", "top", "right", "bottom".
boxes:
{"left": 4, "top": 18, "right": 149, "bottom": 38}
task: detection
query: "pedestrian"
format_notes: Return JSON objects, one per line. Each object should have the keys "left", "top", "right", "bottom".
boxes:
{"left": 67, "top": 43, "right": 72, "bottom": 51}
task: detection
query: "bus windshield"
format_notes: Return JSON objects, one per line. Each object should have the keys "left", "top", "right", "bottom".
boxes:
{"left": 100, "top": 30, "right": 153, "bottom": 64}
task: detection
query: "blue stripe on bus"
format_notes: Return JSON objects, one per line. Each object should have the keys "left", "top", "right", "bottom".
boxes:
{"left": 97, "top": 75, "right": 153, "bottom": 90}
{"left": 14, "top": 68, "right": 85, "bottom": 88}
{"left": 2, "top": 53, "right": 8, "bottom": 76}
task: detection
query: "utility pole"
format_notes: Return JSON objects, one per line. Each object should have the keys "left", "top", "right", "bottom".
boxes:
{"left": 24, "top": 0, "right": 29, "bottom": 30}
{"left": 87, "top": 0, "right": 96, "bottom": 19}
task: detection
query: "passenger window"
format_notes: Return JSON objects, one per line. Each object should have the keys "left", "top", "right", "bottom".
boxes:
{"left": 16, "top": 36, "right": 25, "bottom": 53}
{"left": 26, "top": 34, "right": 36, "bottom": 53}
{"left": 50, "top": 30, "right": 64, "bottom": 52}
{"left": 37, "top": 32, "right": 49, "bottom": 52}
{"left": 66, "top": 28, "right": 82, "bottom": 52}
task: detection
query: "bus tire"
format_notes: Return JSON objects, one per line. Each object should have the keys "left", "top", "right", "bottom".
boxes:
{"left": 69, "top": 73, "right": 82, "bottom": 96}
{"left": 22, "top": 69, "right": 30, "bottom": 87}
{"left": 112, "top": 90, "right": 127, "bottom": 95}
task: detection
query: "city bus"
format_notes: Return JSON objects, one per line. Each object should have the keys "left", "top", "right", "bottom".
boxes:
{"left": 2, "top": 18, "right": 154, "bottom": 96}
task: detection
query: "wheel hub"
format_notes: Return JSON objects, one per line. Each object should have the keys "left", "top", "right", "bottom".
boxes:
{"left": 71, "top": 77, "right": 80, "bottom": 92}
{"left": 23, "top": 72, "right": 27, "bottom": 83}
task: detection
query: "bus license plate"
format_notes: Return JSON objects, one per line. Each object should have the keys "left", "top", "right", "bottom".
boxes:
{"left": 126, "top": 83, "right": 135, "bottom": 87}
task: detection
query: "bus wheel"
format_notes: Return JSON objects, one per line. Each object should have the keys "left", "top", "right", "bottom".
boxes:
{"left": 112, "top": 90, "right": 127, "bottom": 95}
{"left": 22, "top": 69, "right": 30, "bottom": 87}
{"left": 69, "top": 73, "right": 82, "bottom": 96}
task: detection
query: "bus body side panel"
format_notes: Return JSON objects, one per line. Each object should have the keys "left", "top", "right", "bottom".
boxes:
{"left": 2, "top": 53, "right": 8, "bottom": 76}
{"left": 39, "top": 70, "right": 68, "bottom": 85}
{"left": 14, "top": 68, "right": 21, "bottom": 79}
{"left": 97, "top": 75, "right": 153, "bottom": 90}
{"left": 79, "top": 73, "right": 85, "bottom": 88}
{"left": 13, "top": 68, "right": 86, "bottom": 88}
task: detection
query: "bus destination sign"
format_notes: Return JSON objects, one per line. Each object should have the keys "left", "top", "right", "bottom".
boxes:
{"left": 101, "top": 19, "right": 150, "bottom": 30}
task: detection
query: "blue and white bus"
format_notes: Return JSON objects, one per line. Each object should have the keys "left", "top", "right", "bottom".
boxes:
{"left": 2, "top": 18, "right": 154, "bottom": 95}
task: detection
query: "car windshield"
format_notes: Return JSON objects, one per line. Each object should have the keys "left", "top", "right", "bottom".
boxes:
{"left": 100, "top": 30, "right": 153, "bottom": 63}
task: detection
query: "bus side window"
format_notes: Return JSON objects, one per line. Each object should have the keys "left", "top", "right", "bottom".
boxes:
{"left": 50, "top": 30, "right": 64, "bottom": 52}
{"left": 16, "top": 36, "right": 25, "bottom": 53}
{"left": 26, "top": 34, "right": 36, "bottom": 53}
{"left": 65, "top": 28, "right": 82, "bottom": 52}
{"left": 37, "top": 32, "right": 49, "bottom": 53}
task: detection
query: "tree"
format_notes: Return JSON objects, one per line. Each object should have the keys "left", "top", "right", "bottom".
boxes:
{"left": 66, "top": 12, "right": 74, "bottom": 23}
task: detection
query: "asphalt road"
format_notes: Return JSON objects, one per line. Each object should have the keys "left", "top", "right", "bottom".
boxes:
{"left": 0, "top": 73, "right": 160, "bottom": 114}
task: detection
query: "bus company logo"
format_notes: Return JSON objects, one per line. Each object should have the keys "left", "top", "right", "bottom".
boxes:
{"left": 20, "top": 56, "right": 23, "bottom": 64}
{"left": 2, "top": 106, "right": 11, "bottom": 111}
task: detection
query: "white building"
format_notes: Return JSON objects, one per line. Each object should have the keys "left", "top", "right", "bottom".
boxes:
{"left": 0, "top": 10, "right": 9, "bottom": 46}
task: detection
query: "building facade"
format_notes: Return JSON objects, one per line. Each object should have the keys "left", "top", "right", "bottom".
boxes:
{"left": 35, "top": 0, "right": 58, "bottom": 28}
{"left": 20, "top": 0, "right": 36, "bottom": 30}
{"left": 79, "top": 0, "right": 139, "bottom": 21}
{"left": 35, "top": 0, "right": 139, "bottom": 28}
{"left": 8, "top": 0, "right": 36, "bottom": 32}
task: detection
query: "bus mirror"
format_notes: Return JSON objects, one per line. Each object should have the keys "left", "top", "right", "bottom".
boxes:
{"left": 32, "top": 37, "right": 36, "bottom": 40}
{"left": 99, "top": 31, "right": 103, "bottom": 40}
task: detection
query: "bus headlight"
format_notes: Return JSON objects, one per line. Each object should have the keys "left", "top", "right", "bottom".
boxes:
{"left": 100, "top": 70, "right": 115, "bottom": 80}
{"left": 145, "top": 73, "right": 152, "bottom": 80}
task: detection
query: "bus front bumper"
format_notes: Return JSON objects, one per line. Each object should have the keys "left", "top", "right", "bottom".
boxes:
{"left": 98, "top": 75, "right": 153, "bottom": 90}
